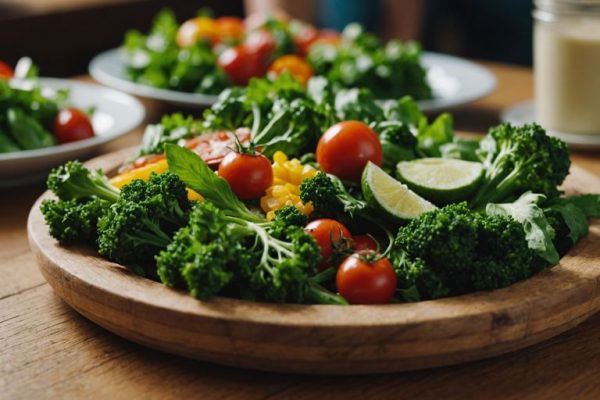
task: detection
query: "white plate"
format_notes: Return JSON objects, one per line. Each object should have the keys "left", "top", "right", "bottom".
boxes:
{"left": 89, "top": 48, "right": 496, "bottom": 112}
{"left": 0, "top": 78, "right": 145, "bottom": 187}
{"left": 501, "top": 100, "right": 600, "bottom": 149}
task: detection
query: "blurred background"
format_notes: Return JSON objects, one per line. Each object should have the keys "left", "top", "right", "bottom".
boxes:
{"left": 0, "top": 0, "right": 532, "bottom": 77}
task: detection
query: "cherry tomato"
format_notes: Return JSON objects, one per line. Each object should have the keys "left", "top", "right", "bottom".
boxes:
{"left": 118, "top": 129, "right": 252, "bottom": 174}
{"left": 267, "top": 55, "right": 313, "bottom": 86}
{"left": 218, "top": 45, "right": 266, "bottom": 85}
{"left": 0, "top": 61, "right": 13, "bottom": 79}
{"left": 352, "top": 235, "right": 379, "bottom": 252}
{"left": 176, "top": 17, "right": 216, "bottom": 47}
{"left": 53, "top": 108, "right": 95, "bottom": 144}
{"left": 316, "top": 121, "right": 382, "bottom": 182}
{"left": 336, "top": 252, "right": 397, "bottom": 304}
{"left": 218, "top": 151, "right": 273, "bottom": 200}
{"left": 294, "top": 26, "right": 319, "bottom": 56}
{"left": 244, "top": 29, "right": 277, "bottom": 61}
{"left": 214, "top": 16, "right": 245, "bottom": 42}
{"left": 305, "top": 219, "right": 352, "bottom": 269}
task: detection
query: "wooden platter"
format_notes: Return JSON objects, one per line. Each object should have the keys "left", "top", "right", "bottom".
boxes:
{"left": 27, "top": 148, "right": 600, "bottom": 375}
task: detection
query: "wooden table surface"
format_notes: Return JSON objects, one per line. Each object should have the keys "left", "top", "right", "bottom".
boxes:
{"left": 2, "top": 63, "right": 600, "bottom": 400}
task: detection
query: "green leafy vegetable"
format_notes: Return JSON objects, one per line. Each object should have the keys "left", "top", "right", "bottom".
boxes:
{"left": 308, "top": 23, "right": 432, "bottom": 100}
{"left": 41, "top": 198, "right": 110, "bottom": 245}
{"left": 165, "top": 144, "right": 263, "bottom": 222}
{"left": 391, "top": 203, "right": 540, "bottom": 300}
{"left": 486, "top": 192, "right": 559, "bottom": 265}
{"left": 97, "top": 172, "right": 192, "bottom": 271}
{"left": 470, "top": 123, "right": 571, "bottom": 208}
{"left": 46, "top": 161, "right": 120, "bottom": 202}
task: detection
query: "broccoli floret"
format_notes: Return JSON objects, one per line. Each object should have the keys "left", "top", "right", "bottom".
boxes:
{"left": 273, "top": 205, "right": 308, "bottom": 227}
{"left": 97, "top": 172, "right": 192, "bottom": 271}
{"left": 391, "top": 203, "right": 538, "bottom": 299}
{"left": 470, "top": 123, "right": 570, "bottom": 208}
{"left": 156, "top": 201, "right": 346, "bottom": 304}
{"left": 157, "top": 202, "right": 250, "bottom": 298}
{"left": 46, "top": 161, "right": 120, "bottom": 202}
{"left": 299, "top": 172, "right": 367, "bottom": 220}
{"left": 40, "top": 198, "right": 109, "bottom": 245}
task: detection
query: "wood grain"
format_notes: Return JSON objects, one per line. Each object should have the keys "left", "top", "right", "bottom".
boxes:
{"left": 4, "top": 64, "right": 600, "bottom": 399}
{"left": 26, "top": 149, "right": 600, "bottom": 374}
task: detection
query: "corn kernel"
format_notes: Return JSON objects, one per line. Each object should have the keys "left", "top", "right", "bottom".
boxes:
{"left": 273, "top": 151, "right": 288, "bottom": 164}
{"left": 260, "top": 151, "right": 317, "bottom": 218}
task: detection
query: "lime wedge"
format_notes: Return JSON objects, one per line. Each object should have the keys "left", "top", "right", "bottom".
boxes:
{"left": 361, "top": 161, "right": 437, "bottom": 222}
{"left": 396, "top": 158, "right": 483, "bottom": 205}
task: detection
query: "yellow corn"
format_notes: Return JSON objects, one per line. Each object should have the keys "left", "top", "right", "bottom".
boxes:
{"left": 260, "top": 151, "right": 316, "bottom": 220}
{"left": 109, "top": 159, "right": 203, "bottom": 201}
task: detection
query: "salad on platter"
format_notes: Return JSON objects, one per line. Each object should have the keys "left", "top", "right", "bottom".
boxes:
{"left": 121, "top": 9, "right": 431, "bottom": 100}
{"left": 0, "top": 58, "right": 96, "bottom": 154}
{"left": 40, "top": 75, "right": 600, "bottom": 305}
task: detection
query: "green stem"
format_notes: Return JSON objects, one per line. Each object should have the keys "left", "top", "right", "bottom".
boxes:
{"left": 306, "top": 283, "right": 348, "bottom": 305}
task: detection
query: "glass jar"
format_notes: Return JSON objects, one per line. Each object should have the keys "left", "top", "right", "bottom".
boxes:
{"left": 534, "top": 0, "right": 600, "bottom": 135}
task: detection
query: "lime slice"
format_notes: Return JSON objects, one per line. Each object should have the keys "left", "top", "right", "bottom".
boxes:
{"left": 396, "top": 158, "right": 483, "bottom": 205}
{"left": 362, "top": 161, "right": 437, "bottom": 222}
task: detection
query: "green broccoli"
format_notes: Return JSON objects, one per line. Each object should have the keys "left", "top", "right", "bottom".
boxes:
{"left": 273, "top": 205, "right": 308, "bottom": 227}
{"left": 156, "top": 201, "right": 346, "bottom": 304}
{"left": 97, "top": 172, "right": 191, "bottom": 271}
{"left": 40, "top": 198, "right": 110, "bottom": 245}
{"left": 391, "top": 203, "right": 539, "bottom": 300}
{"left": 46, "top": 160, "right": 120, "bottom": 202}
{"left": 157, "top": 202, "right": 250, "bottom": 298}
{"left": 299, "top": 171, "right": 367, "bottom": 220}
{"left": 470, "top": 123, "right": 570, "bottom": 209}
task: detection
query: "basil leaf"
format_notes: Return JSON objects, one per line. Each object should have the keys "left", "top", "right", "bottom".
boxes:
{"left": 165, "top": 144, "right": 264, "bottom": 222}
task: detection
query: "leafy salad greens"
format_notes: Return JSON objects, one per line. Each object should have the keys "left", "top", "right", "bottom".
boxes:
{"left": 121, "top": 9, "right": 432, "bottom": 100}
{"left": 41, "top": 74, "right": 600, "bottom": 305}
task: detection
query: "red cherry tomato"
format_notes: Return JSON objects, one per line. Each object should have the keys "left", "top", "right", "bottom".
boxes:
{"left": 214, "top": 16, "right": 245, "bottom": 42}
{"left": 305, "top": 219, "right": 352, "bottom": 269}
{"left": 218, "top": 151, "right": 273, "bottom": 200}
{"left": 244, "top": 29, "right": 276, "bottom": 60}
{"left": 176, "top": 17, "right": 216, "bottom": 47}
{"left": 316, "top": 121, "right": 382, "bottom": 182}
{"left": 53, "top": 108, "right": 95, "bottom": 144}
{"left": 294, "top": 26, "right": 319, "bottom": 56}
{"left": 336, "top": 252, "right": 397, "bottom": 304}
{"left": 0, "top": 61, "right": 13, "bottom": 79}
{"left": 218, "top": 45, "right": 266, "bottom": 85}
{"left": 352, "top": 235, "right": 379, "bottom": 252}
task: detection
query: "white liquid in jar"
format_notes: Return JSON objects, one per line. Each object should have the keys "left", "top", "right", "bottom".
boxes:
{"left": 535, "top": 18, "right": 600, "bottom": 135}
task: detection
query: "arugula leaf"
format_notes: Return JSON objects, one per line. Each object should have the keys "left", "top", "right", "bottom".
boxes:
{"left": 165, "top": 144, "right": 264, "bottom": 222}
{"left": 486, "top": 192, "right": 560, "bottom": 265}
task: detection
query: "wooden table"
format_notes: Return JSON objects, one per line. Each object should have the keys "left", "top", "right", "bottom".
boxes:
{"left": 2, "top": 63, "right": 600, "bottom": 400}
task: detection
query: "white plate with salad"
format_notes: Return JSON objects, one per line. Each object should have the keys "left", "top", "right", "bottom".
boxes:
{"left": 88, "top": 9, "right": 495, "bottom": 111}
{"left": 90, "top": 49, "right": 495, "bottom": 112}
{"left": 0, "top": 59, "right": 145, "bottom": 187}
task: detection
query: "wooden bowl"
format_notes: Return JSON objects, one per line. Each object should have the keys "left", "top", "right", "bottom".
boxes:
{"left": 27, "top": 149, "right": 600, "bottom": 374}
